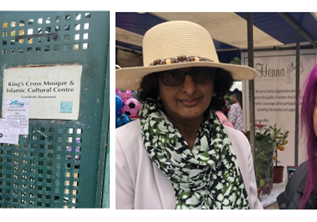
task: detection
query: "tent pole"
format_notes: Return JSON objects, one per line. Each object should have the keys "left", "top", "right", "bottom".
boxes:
{"left": 247, "top": 13, "right": 256, "bottom": 164}
{"left": 295, "top": 29, "right": 300, "bottom": 166}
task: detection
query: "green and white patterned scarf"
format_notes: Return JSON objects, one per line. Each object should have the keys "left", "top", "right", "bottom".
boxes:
{"left": 139, "top": 98, "right": 250, "bottom": 209}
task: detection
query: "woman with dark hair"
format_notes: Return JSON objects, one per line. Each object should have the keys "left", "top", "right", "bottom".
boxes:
{"left": 138, "top": 67, "right": 234, "bottom": 113}
{"left": 116, "top": 21, "right": 262, "bottom": 209}
{"left": 277, "top": 65, "right": 317, "bottom": 209}
{"left": 228, "top": 90, "right": 243, "bottom": 131}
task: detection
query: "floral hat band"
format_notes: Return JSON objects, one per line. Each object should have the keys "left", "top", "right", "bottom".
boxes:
{"left": 149, "top": 56, "right": 214, "bottom": 66}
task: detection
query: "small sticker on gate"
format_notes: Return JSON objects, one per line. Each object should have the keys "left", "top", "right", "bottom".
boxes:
{"left": 60, "top": 101, "right": 73, "bottom": 113}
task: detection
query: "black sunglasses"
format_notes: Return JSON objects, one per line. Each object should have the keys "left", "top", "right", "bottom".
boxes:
{"left": 157, "top": 67, "right": 217, "bottom": 86}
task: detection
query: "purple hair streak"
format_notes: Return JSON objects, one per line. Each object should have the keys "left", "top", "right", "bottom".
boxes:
{"left": 300, "top": 64, "right": 317, "bottom": 208}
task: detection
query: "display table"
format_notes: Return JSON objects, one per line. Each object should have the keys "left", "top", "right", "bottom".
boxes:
{"left": 260, "top": 180, "right": 287, "bottom": 208}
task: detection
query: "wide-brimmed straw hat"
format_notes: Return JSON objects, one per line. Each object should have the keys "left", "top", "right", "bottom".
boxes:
{"left": 116, "top": 20, "right": 256, "bottom": 90}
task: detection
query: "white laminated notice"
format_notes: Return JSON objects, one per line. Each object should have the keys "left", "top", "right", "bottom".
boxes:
{"left": 4, "top": 98, "right": 29, "bottom": 135}
{"left": 0, "top": 119, "right": 20, "bottom": 144}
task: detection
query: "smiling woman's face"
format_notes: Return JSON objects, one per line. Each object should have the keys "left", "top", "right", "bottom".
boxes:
{"left": 158, "top": 68, "right": 215, "bottom": 123}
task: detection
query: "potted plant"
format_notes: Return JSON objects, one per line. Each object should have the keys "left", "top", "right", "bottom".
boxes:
{"left": 268, "top": 124, "right": 289, "bottom": 183}
{"left": 243, "top": 123, "right": 289, "bottom": 197}
{"left": 244, "top": 125, "right": 274, "bottom": 197}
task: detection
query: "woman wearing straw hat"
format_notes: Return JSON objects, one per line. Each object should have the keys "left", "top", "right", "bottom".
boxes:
{"left": 116, "top": 20, "right": 262, "bottom": 209}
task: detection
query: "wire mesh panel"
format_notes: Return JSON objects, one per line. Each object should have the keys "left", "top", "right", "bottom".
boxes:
{"left": 0, "top": 11, "right": 109, "bottom": 208}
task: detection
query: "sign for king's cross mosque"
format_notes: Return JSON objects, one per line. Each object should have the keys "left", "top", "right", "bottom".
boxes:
{"left": 2, "top": 65, "right": 82, "bottom": 120}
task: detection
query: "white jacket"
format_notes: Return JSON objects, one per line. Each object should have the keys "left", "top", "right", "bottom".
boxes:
{"left": 116, "top": 119, "right": 263, "bottom": 209}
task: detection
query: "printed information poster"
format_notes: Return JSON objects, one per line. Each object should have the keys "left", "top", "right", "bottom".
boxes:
{"left": 4, "top": 98, "right": 29, "bottom": 135}
{"left": 242, "top": 49, "right": 317, "bottom": 172}
{"left": 0, "top": 119, "right": 20, "bottom": 144}
{"left": 2, "top": 65, "right": 82, "bottom": 120}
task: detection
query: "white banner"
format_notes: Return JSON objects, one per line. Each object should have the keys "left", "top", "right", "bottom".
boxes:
{"left": 2, "top": 65, "right": 82, "bottom": 120}
{"left": 242, "top": 49, "right": 317, "bottom": 179}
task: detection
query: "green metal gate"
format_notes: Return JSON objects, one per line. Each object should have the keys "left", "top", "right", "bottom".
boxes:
{"left": 0, "top": 11, "right": 110, "bottom": 208}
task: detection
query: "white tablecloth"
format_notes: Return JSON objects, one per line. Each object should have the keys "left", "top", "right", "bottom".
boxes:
{"left": 260, "top": 180, "right": 287, "bottom": 208}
